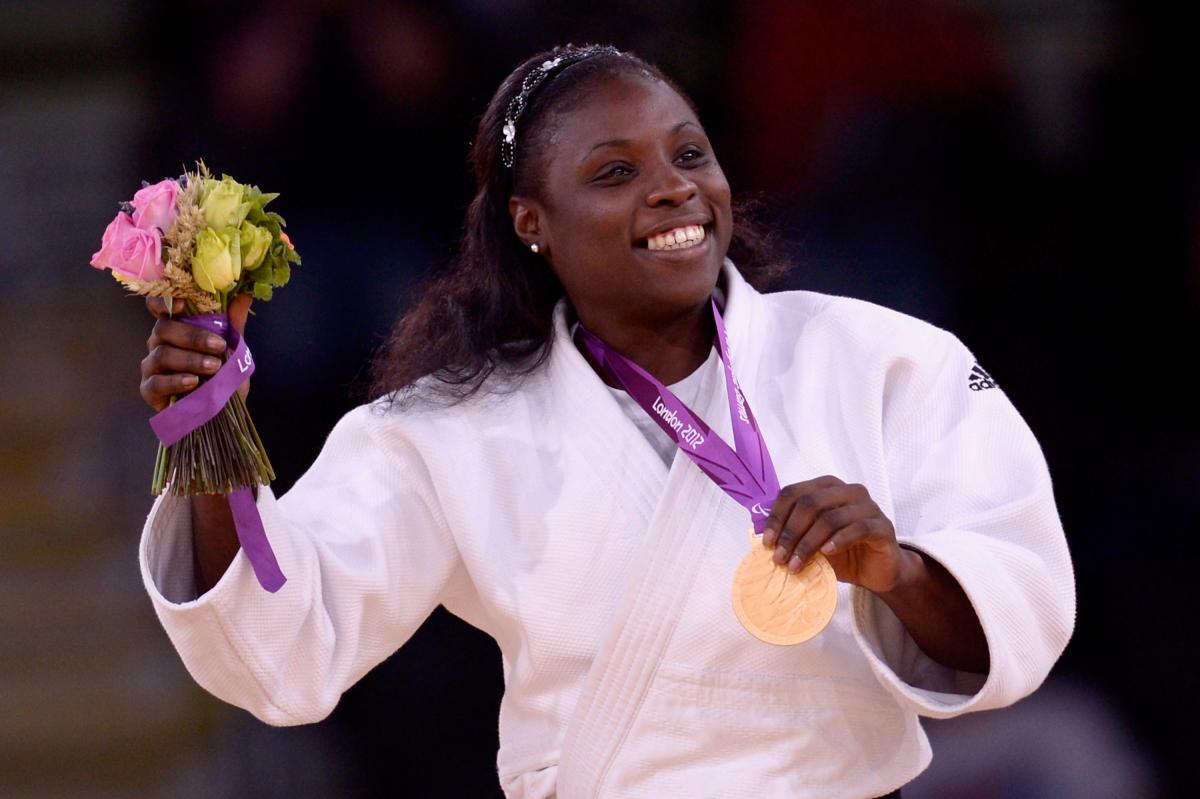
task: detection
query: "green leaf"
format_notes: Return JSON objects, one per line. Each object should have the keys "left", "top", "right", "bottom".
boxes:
{"left": 241, "top": 185, "right": 281, "bottom": 225}
{"left": 273, "top": 262, "right": 291, "bottom": 287}
{"left": 253, "top": 281, "right": 274, "bottom": 301}
{"left": 245, "top": 262, "right": 272, "bottom": 285}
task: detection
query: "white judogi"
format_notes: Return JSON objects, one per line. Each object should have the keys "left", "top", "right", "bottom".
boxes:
{"left": 139, "top": 259, "right": 1076, "bottom": 798}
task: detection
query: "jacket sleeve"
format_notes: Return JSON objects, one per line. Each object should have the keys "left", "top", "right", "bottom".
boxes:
{"left": 138, "top": 404, "right": 467, "bottom": 726}
{"left": 850, "top": 329, "right": 1077, "bottom": 718}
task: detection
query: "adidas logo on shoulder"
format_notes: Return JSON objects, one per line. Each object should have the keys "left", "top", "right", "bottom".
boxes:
{"left": 968, "top": 363, "right": 998, "bottom": 391}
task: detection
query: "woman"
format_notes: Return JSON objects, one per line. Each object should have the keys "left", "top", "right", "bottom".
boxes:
{"left": 138, "top": 44, "right": 1075, "bottom": 798}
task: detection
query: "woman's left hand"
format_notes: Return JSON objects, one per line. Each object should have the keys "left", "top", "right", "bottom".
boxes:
{"left": 761, "top": 475, "right": 914, "bottom": 595}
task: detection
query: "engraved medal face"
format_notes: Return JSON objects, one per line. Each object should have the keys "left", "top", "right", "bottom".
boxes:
{"left": 731, "top": 530, "right": 838, "bottom": 645}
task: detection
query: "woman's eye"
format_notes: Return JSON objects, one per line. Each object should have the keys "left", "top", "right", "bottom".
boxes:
{"left": 600, "top": 165, "right": 633, "bottom": 179}
{"left": 677, "top": 148, "right": 705, "bottom": 164}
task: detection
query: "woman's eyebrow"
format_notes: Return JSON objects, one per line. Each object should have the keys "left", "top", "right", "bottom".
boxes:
{"left": 579, "top": 120, "right": 701, "bottom": 164}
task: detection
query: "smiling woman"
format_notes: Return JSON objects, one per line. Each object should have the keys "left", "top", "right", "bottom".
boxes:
{"left": 511, "top": 70, "right": 732, "bottom": 387}
{"left": 135, "top": 43, "right": 1075, "bottom": 799}
{"left": 368, "top": 44, "right": 788, "bottom": 405}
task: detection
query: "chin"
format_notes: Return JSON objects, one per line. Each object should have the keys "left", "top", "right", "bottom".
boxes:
{"left": 642, "top": 262, "right": 722, "bottom": 320}
{"left": 594, "top": 228, "right": 723, "bottom": 321}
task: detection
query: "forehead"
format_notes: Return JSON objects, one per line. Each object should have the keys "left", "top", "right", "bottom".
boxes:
{"left": 546, "top": 74, "right": 702, "bottom": 161}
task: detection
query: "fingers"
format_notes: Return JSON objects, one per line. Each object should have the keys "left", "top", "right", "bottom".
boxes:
{"left": 140, "top": 295, "right": 252, "bottom": 411}
{"left": 140, "top": 373, "right": 199, "bottom": 411}
{"left": 147, "top": 317, "right": 227, "bottom": 356}
{"left": 142, "top": 344, "right": 224, "bottom": 378}
{"left": 140, "top": 343, "right": 225, "bottom": 410}
{"left": 819, "top": 517, "right": 889, "bottom": 558}
{"left": 762, "top": 475, "right": 843, "bottom": 549}
{"left": 782, "top": 505, "right": 877, "bottom": 573}
{"left": 764, "top": 480, "right": 879, "bottom": 572}
{"left": 770, "top": 483, "right": 860, "bottom": 569}
{"left": 141, "top": 313, "right": 228, "bottom": 412}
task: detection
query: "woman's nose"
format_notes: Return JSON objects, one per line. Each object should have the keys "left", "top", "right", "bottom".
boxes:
{"left": 645, "top": 162, "right": 697, "bottom": 206}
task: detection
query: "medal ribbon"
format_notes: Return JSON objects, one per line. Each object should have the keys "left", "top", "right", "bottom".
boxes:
{"left": 149, "top": 313, "right": 286, "bottom": 593}
{"left": 576, "top": 298, "right": 780, "bottom": 533}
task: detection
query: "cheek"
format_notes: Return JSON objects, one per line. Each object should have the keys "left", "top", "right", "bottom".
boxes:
{"left": 546, "top": 206, "right": 627, "bottom": 292}
{"left": 705, "top": 173, "right": 734, "bottom": 246}
{"left": 708, "top": 168, "right": 733, "bottom": 211}
{"left": 558, "top": 202, "right": 629, "bottom": 261}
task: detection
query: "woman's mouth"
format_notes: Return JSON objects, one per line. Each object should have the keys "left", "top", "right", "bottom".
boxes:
{"left": 635, "top": 223, "right": 714, "bottom": 260}
{"left": 645, "top": 223, "right": 707, "bottom": 252}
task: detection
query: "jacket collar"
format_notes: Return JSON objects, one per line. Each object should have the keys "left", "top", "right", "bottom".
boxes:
{"left": 543, "top": 257, "right": 764, "bottom": 512}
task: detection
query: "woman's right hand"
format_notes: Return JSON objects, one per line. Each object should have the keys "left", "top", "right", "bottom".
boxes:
{"left": 140, "top": 294, "right": 252, "bottom": 411}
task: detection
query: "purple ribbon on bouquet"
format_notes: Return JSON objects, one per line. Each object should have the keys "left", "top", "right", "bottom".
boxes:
{"left": 149, "top": 312, "right": 286, "bottom": 593}
{"left": 576, "top": 298, "right": 781, "bottom": 534}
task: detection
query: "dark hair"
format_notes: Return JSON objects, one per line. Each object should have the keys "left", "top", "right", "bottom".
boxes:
{"left": 369, "top": 43, "right": 792, "bottom": 407}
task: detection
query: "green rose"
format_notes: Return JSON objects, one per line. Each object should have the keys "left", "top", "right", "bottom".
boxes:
{"left": 199, "top": 176, "right": 252, "bottom": 229}
{"left": 239, "top": 221, "right": 273, "bottom": 271}
{"left": 192, "top": 226, "right": 242, "bottom": 292}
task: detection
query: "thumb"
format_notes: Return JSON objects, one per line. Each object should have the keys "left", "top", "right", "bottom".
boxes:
{"left": 228, "top": 292, "right": 253, "bottom": 335}
{"left": 146, "top": 295, "right": 186, "bottom": 319}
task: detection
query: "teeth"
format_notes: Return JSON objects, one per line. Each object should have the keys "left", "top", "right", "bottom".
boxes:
{"left": 647, "top": 224, "right": 706, "bottom": 251}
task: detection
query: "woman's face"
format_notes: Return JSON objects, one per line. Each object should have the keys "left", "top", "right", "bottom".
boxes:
{"left": 510, "top": 73, "right": 733, "bottom": 332}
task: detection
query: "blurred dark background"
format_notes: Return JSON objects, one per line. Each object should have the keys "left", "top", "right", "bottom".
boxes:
{"left": 1, "top": 1, "right": 1194, "bottom": 797}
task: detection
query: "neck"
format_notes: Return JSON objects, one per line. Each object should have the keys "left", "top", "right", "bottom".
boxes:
{"left": 576, "top": 300, "right": 715, "bottom": 388}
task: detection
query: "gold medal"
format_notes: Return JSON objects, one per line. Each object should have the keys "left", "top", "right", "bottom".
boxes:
{"left": 732, "top": 528, "right": 838, "bottom": 645}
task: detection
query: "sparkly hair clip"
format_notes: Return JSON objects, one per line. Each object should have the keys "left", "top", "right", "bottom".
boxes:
{"left": 501, "top": 45, "right": 622, "bottom": 171}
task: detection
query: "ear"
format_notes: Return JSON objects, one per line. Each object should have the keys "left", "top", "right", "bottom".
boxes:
{"left": 509, "top": 195, "right": 544, "bottom": 249}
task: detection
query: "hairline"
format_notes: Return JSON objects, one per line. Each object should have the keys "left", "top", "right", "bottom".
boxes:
{"left": 515, "top": 66, "right": 697, "bottom": 201}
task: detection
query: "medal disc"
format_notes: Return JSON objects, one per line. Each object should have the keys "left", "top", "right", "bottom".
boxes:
{"left": 732, "top": 531, "right": 838, "bottom": 645}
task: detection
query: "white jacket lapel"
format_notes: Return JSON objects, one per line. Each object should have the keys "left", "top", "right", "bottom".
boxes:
{"left": 555, "top": 260, "right": 767, "bottom": 797}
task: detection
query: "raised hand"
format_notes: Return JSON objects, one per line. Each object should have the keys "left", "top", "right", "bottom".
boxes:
{"left": 140, "top": 294, "right": 252, "bottom": 411}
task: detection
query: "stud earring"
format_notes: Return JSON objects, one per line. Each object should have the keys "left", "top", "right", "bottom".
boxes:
{"left": 530, "top": 243, "right": 540, "bottom": 253}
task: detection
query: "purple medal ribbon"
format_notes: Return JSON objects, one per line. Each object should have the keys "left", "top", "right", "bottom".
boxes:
{"left": 149, "top": 313, "right": 286, "bottom": 593}
{"left": 577, "top": 298, "right": 781, "bottom": 534}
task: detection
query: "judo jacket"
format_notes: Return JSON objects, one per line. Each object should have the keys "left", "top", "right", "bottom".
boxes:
{"left": 139, "top": 258, "right": 1076, "bottom": 798}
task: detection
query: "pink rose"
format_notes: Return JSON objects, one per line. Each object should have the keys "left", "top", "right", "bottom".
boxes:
{"left": 130, "top": 179, "right": 180, "bottom": 232}
{"left": 90, "top": 211, "right": 165, "bottom": 281}
{"left": 90, "top": 212, "right": 134, "bottom": 270}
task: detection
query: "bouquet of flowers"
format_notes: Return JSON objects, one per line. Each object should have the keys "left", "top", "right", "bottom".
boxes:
{"left": 90, "top": 161, "right": 300, "bottom": 591}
